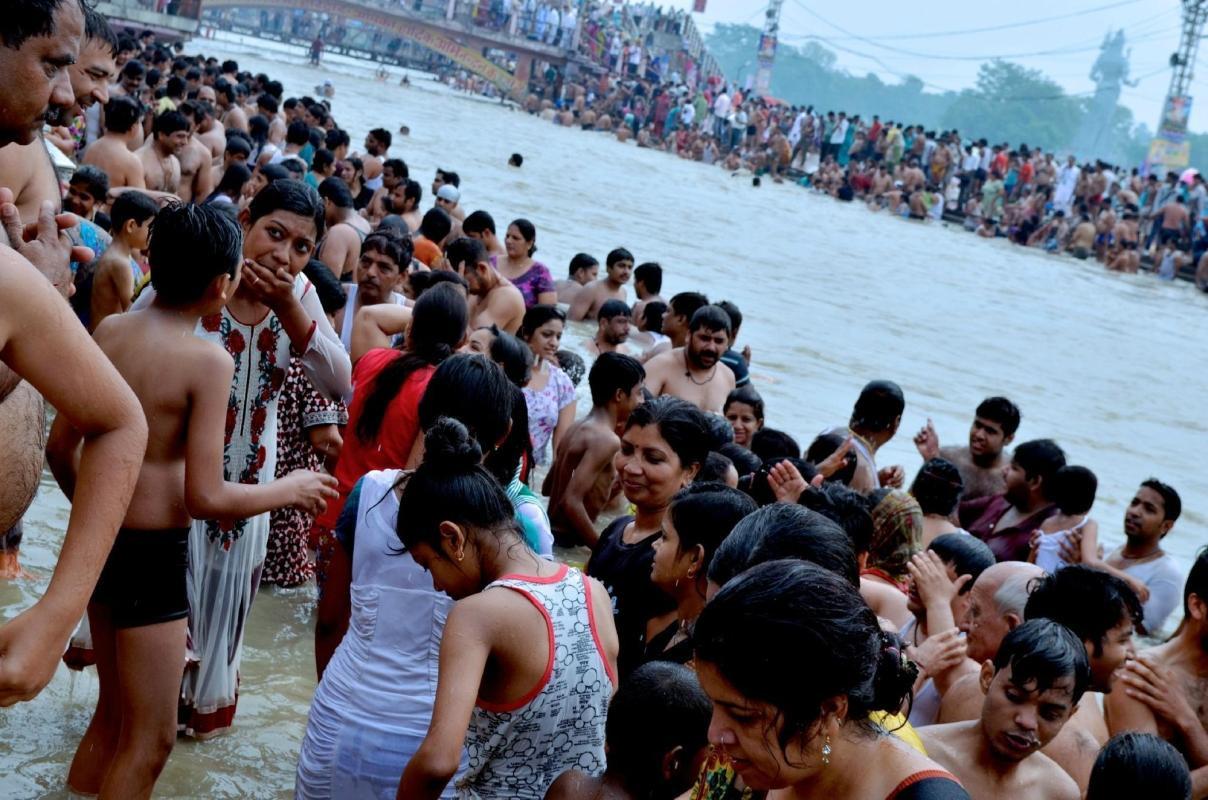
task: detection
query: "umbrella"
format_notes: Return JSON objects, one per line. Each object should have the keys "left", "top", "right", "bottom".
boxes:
{"left": 1180, "top": 167, "right": 1199, "bottom": 185}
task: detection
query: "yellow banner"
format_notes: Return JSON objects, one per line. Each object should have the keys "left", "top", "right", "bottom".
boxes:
{"left": 205, "top": 0, "right": 526, "bottom": 96}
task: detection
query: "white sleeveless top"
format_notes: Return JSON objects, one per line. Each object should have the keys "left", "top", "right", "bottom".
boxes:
{"left": 321, "top": 469, "right": 451, "bottom": 733}
{"left": 339, "top": 284, "right": 407, "bottom": 353}
{"left": 457, "top": 565, "right": 615, "bottom": 799}
{"left": 1034, "top": 516, "right": 1090, "bottom": 575}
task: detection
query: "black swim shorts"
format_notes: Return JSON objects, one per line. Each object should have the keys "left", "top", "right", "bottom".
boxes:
{"left": 92, "top": 527, "right": 190, "bottom": 628}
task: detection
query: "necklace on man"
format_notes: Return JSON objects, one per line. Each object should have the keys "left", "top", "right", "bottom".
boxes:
{"left": 684, "top": 351, "right": 717, "bottom": 385}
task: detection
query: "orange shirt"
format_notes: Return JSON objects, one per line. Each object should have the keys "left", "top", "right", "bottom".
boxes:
{"left": 413, "top": 236, "right": 442, "bottom": 267}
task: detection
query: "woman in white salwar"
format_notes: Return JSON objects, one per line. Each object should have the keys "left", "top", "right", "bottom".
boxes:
{"left": 178, "top": 180, "right": 351, "bottom": 737}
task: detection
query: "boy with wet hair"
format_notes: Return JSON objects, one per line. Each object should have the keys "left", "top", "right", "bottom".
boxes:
{"left": 75, "top": 190, "right": 157, "bottom": 332}
{"left": 555, "top": 251, "right": 598, "bottom": 305}
{"left": 568, "top": 246, "right": 633, "bottom": 321}
{"left": 545, "top": 661, "right": 711, "bottom": 800}
{"left": 47, "top": 204, "right": 337, "bottom": 798}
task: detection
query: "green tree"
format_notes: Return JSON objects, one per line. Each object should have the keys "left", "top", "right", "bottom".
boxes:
{"left": 940, "top": 61, "right": 1082, "bottom": 150}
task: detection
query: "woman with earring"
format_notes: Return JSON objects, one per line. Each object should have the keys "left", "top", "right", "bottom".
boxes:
{"left": 693, "top": 560, "right": 970, "bottom": 800}
{"left": 588, "top": 396, "right": 710, "bottom": 680}
{"left": 647, "top": 484, "right": 755, "bottom": 665}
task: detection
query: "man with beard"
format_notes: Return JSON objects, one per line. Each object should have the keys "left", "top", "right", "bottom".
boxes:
{"left": 643, "top": 305, "right": 735, "bottom": 413}
{"left": 1023, "top": 566, "right": 1142, "bottom": 793}
{"left": 0, "top": 3, "right": 116, "bottom": 221}
{"left": 445, "top": 236, "right": 524, "bottom": 334}
{"left": 332, "top": 231, "right": 411, "bottom": 353}
{"left": 585, "top": 299, "right": 630, "bottom": 357}
{"left": 920, "top": 619, "right": 1087, "bottom": 800}
{"left": 962, "top": 439, "right": 1065, "bottom": 562}
{"left": 1106, "top": 549, "right": 1208, "bottom": 797}
{"left": 914, "top": 397, "right": 1021, "bottom": 501}
{"left": 135, "top": 109, "right": 187, "bottom": 194}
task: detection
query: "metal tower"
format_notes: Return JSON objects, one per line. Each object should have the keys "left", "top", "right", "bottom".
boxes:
{"left": 752, "top": 0, "right": 784, "bottom": 97}
{"left": 1148, "top": 0, "right": 1208, "bottom": 174}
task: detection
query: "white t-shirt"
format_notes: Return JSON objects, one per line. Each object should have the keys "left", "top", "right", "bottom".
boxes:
{"left": 712, "top": 93, "right": 730, "bottom": 118}
{"left": 830, "top": 119, "right": 849, "bottom": 144}
{"left": 1121, "top": 553, "right": 1183, "bottom": 634}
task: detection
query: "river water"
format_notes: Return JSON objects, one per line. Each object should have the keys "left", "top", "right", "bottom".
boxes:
{"left": 1, "top": 32, "right": 1205, "bottom": 799}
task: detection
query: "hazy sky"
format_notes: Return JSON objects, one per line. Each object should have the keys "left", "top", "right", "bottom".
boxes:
{"left": 659, "top": 0, "right": 1197, "bottom": 132}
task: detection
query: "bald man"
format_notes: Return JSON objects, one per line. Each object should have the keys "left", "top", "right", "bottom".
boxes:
{"left": 936, "top": 561, "right": 1045, "bottom": 724}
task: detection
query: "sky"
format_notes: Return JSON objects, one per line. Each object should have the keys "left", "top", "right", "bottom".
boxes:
{"left": 658, "top": 0, "right": 1201, "bottom": 132}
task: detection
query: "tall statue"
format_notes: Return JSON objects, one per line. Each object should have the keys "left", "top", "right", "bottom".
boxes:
{"left": 1072, "top": 30, "right": 1135, "bottom": 162}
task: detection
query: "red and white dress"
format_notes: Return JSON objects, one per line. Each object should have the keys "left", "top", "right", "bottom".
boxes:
{"left": 457, "top": 564, "right": 616, "bottom": 799}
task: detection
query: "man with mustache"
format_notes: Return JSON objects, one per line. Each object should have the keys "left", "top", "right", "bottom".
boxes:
{"left": 920, "top": 619, "right": 1087, "bottom": 800}
{"left": 643, "top": 304, "right": 735, "bottom": 413}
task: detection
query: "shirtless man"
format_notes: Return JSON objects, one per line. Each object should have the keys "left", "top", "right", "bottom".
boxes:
{"left": 630, "top": 261, "right": 664, "bottom": 324}
{"left": 135, "top": 110, "right": 187, "bottom": 195}
{"left": 359, "top": 127, "right": 390, "bottom": 186}
{"left": 82, "top": 97, "right": 145, "bottom": 190}
{"left": 1156, "top": 195, "right": 1190, "bottom": 249}
{"left": 1018, "top": 566, "right": 1142, "bottom": 793}
{"left": 938, "top": 561, "right": 1045, "bottom": 724}
{"left": 80, "top": 189, "right": 155, "bottom": 332}
{"left": 643, "top": 305, "right": 736, "bottom": 413}
{"left": 829, "top": 380, "right": 906, "bottom": 493}
{"left": 217, "top": 80, "right": 247, "bottom": 134}
{"left": 174, "top": 101, "right": 215, "bottom": 203}
{"left": 555, "top": 252, "right": 598, "bottom": 305}
{"left": 915, "top": 396, "right": 1020, "bottom": 501}
{"left": 444, "top": 236, "right": 524, "bottom": 334}
{"left": 193, "top": 100, "right": 225, "bottom": 162}
{"left": 543, "top": 352, "right": 645, "bottom": 548}
{"left": 902, "top": 158, "right": 926, "bottom": 193}
{"left": 1066, "top": 210, "right": 1096, "bottom": 259}
{"left": 567, "top": 246, "right": 632, "bottom": 321}
{"left": 209, "top": 132, "right": 249, "bottom": 190}
{"left": 920, "top": 619, "right": 1086, "bottom": 800}
{"left": 585, "top": 299, "right": 631, "bottom": 357}
{"left": 331, "top": 231, "right": 410, "bottom": 353}
{"left": 316, "top": 177, "right": 370, "bottom": 281}
{"left": 1107, "top": 550, "right": 1208, "bottom": 797}
{"left": 366, "top": 157, "right": 407, "bottom": 222}
{"left": 461, "top": 210, "right": 506, "bottom": 258}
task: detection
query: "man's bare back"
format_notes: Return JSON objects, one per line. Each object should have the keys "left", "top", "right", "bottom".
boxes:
{"left": 644, "top": 348, "right": 734, "bottom": 413}
{"left": 469, "top": 281, "right": 525, "bottom": 335}
{"left": 87, "top": 251, "right": 136, "bottom": 332}
{"left": 920, "top": 721, "right": 1080, "bottom": 800}
{"left": 1041, "top": 697, "right": 1109, "bottom": 793}
{"left": 568, "top": 279, "right": 626, "bottom": 322}
{"left": 83, "top": 135, "right": 145, "bottom": 190}
{"left": 177, "top": 138, "right": 213, "bottom": 203}
{"left": 544, "top": 416, "right": 621, "bottom": 548}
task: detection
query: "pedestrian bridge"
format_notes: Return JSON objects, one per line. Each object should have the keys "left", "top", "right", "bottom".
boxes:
{"left": 201, "top": 0, "right": 577, "bottom": 98}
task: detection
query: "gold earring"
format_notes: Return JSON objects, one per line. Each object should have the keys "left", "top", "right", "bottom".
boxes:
{"left": 821, "top": 735, "right": 832, "bottom": 766}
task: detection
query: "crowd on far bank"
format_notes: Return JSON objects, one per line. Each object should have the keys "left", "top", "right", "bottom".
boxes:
{"left": 517, "top": 69, "right": 1208, "bottom": 289}
{"left": 0, "top": 3, "right": 1206, "bottom": 800}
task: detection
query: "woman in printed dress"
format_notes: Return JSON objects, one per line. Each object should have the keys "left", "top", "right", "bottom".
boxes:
{"left": 136, "top": 181, "right": 352, "bottom": 737}
{"left": 490, "top": 218, "right": 556, "bottom": 308}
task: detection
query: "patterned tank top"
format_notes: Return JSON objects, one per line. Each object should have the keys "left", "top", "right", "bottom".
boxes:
{"left": 456, "top": 564, "right": 616, "bottom": 799}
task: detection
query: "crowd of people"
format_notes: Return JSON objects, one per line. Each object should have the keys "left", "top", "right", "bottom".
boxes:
{"left": 0, "top": 2, "right": 1206, "bottom": 800}
{"left": 524, "top": 71, "right": 1208, "bottom": 287}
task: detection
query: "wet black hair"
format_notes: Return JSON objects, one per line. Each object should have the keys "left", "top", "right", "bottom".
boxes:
{"left": 928, "top": 534, "right": 995, "bottom": 595}
{"left": 975, "top": 396, "right": 1021, "bottom": 436}
{"left": 718, "top": 442, "right": 761, "bottom": 478}
{"left": 153, "top": 110, "right": 189, "bottom": 137}
{"left": 70, "top": 165, "right": 110, "bottom": 203}
{"left": 1025, "top": 565, "right": 1142, "bottom": 657}
{"left": 1183, "top": 547, "right": 1208, "bottom": 621}
{"left": 398, "top": 179, "right": 422, "bottom": 212}
{"left": 475, "top": 325, "right": 531, "bottom": 388}
{"left": 508, "top": 153, "right": 523, "bottom": 167}
{"left": 435, "top": 168, "right": 459, "bottom": 186}
{"left": 688, "top": 305, "right": 731, "bottom": 335}
{"left": 519, "top": 304, "right": 566, "bottom": 341}
{"left": 284, "top": 120, "right": 309, "bottom": 147}
{"left": 355, "top": 283, "right": 467, "bottom": 443}
{"left": 717, "top": 300, "right": 742, "bottom": 336}
{"left": 408, "top": 269, "right": 467, "bottom": 298}
{"left": 368, "top": 127, "right": 392, "bottom": 150}
{"left": 110, "top": 190, "right": 158, "bottom": 234}
{"left": 910, "top": 458, "right": 964, "bottom": 517}
{"left": 703, "top": 415, "right": 735, "bottom": 451}
{"left": 799, "top": 483, "right": 875, "bottom": 559}
{"left": 696, "top": 560, "right": 918, "bottom": 754}
{"left": 723, "top": 386, "right": 764, "bottom": 423}
{"left": 1012, "top": 439, "right": 1067, "bottom": 499}
{"left": 741, "top": 504, "right": 860, "bottom": 587}
{"left": 397, "top": 417, "right": 520, "bottom": 555}
{"left": 992, "top": 618, "right": 1091, "bottom": 705}
{"left": 605, "top": 662, "right": 712, "bottom": 794}
{"left": 149, "top": 203, "right": 241, "bottom": 306}
{"left": 698, "top": 452, "right": 735, "bottom": 484}
{"left": 311, "top": 148, "right": 335, "bottom": 173}
{"left": 258, "top": 163, "right": 291, "bottom": 184}
{"left": 3, "top": 0, "right": 72, "bottom": 49}
{"left": 634, "top": 261, "right": 662, "bottom": 293}
{"left": 1141, "top": 478, "right": 1182, "bottom": 522}
{"left": 588, "top": 352, "right": 644, "bottom": 407}
{"left": 83, "top": 3, "right": 119, "bottom": 55}
{"left": 668, "top": 483, "right": 757, "bottom": 577}
{"left": 623, "top": 396, "right": 710, "bottom": 477}
{"left": 224, "top": 132, "right": 252, "bottom": 158}
{"left": 417, "top": 354, "right": 514, "bottom": 461}
{"left": 104, "top": 96, "right": 143, "bottom": 135}
{"left": 642, "top": 301, "right": 666, "bottom": 334}
{"left": 325, "top": 127, "right": 350, "bottom": 152}
{"left": 1087, "top": 732, "right": 1191, "bottom": 800}
{"left": 556, "top": 349, "right": 586, "bottom": 387}
{"left": 568, "top": 252, "right": 598, "bottom": 278}
{"left": 318, "top": 175, "right": 354, "bottom": 209}
{"left": 444, "top": 236, "right": 486, "bottom": 276}
{"left": 376, "top": 214, "right": 409, "bottom": 238}
{"left": 462, "top": 209, "right": 495, "bottom": 237}
{"left": 419, "top": 207, "right": 452, "bottom": 243}
{"left": 851, "top": 380, "right": 905, "bottom": 432}
{"left": 247, "top": 178, "right": 326, "bottom": 240}
{"left": 302, "top": 258, "right": 346, "bottom": 316}
{"left": 606, "top": 247, "right": 634, "bottom": 267}
{"left": 668, "top": 291, "right": 708, "bottom": 321}
{"left": 383, "top": 158, "right": 409, "bottom": 181}
{"left": 509, "top": 218, "right": 537, "bottom": 256}
{"left": 360, "top": 230, "right": 411, "bottom": 271}
{"left": 487, "top": 383, "right": 533, "bottom": 488}
{"left": 598, "top": 299, "right": 630, "bottom": 321}
{"left": 1051, "top": 465, "right": 1097, "bottom": 516}
{"left": 749, "top": 427, "right": 799, "bottom": 464}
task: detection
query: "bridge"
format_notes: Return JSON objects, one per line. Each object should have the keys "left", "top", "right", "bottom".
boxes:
{"left": 200, "top": 0, "right": 580, "bottom": 99}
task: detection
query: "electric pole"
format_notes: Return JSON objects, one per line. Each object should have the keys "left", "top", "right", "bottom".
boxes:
{"left": 1148, "top": 0, "right": 1208, "bottom": 175}
{"left": 752, "top": 0, "right": 783, "bottom": 97}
